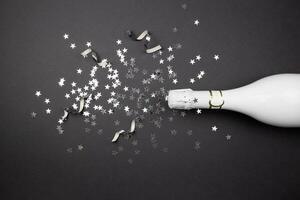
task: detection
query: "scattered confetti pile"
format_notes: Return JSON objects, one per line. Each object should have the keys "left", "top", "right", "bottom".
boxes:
{"left": 31, "top": 15, "right": 231, "bottom": 163}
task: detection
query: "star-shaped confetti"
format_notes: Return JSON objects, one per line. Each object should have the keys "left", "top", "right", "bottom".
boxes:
{"left": 31, "top": 112, "right": 37, "bottom": 118}
{"left": 196, "top": 109, "right": 202, "bottom": 114}
{"left": 70, "top": 43, "right": 76, "bottom": 49}
{"left": 30, "top": 30, "right": 231, "bottom": 159}
{"left": 35, "top": 91, "right": 41, "bottom": 97}
{"left": 214, "top": 54, "right": 220, "bottom": 60}
{"left": 58, "top": 78, "right": 65, "bottom": 87}
{"left": 63, "top": 33, "right": 69, "bottom": 39}
{"left": 77, "top": 68, "right": 82, "bottom": 74}
{"left": 44, "top": 98, "right": 50, "bottom": 104}
{"left": 46, "top": 108, "right": 51, "bottom": 114}
{"left": 124, "top": 106, "right": 130, "bottom": 112}
{"left": 212, "top": 126, "right": 218, "bottom": 132}
{"left": 226, "top": 134, "right": 232, "bottom": 140}
{"left": 116, "top": 39, "right": 122, "bottom": 45}
{"left": 86, "top": 42, "right": 92, "bottom": 47}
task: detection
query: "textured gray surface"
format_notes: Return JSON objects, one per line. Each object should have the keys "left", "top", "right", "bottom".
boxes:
{"left": 0, "top": 0, "right": 300, "bottom": 199}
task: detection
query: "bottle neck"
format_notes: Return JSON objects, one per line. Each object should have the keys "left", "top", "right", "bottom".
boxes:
{"left": 192, "top": 90, "right": 225, "bottom": 109}
{"left": 167, "top": 89, "right": 227, "bottom": 110}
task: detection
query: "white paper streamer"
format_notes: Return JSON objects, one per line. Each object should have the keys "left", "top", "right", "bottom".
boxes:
{"left": 62, "top": 110, "right": 69, "bottom": 121}
{"left": 81, "top": 48, "right": 92, "bottom": 58}
{"left": 136, "top": 30, "right": 149, "bottom": 40}
{"left": 111, "top": 130, "right": 125, "bottom": 142}
{"left": 129, "top": 119, "right": 136, "bottom": 133}
{"left": 146, "top": 45, "right": 162, "bottom": 54}
{"left": 78, "top": 98, "right": 85, "bottom": 113}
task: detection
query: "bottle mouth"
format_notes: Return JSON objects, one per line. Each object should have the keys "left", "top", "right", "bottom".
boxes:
{"left": 166, "top": 89, "right": 193, "bottom": 110}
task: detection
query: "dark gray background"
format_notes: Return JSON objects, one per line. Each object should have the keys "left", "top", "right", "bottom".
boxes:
{"left": 1, "top": 0, "right": 300, "bottom": 199}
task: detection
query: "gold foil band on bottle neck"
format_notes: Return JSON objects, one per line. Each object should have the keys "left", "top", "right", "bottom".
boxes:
{"left": 209, "top": 90, "right": 224, "bottom": 109}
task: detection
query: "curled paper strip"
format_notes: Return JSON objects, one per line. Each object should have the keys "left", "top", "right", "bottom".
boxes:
{"left": 111, "top": 119, "right": 136, "bottom": 143}
{"left": 81, "top": 48, "right": 101, "bottom": 62}
{"left": 136, "top": 30, "right": 149, "bottom": 41}
{"left": 61, "top": 110, "right": 69, "bottom": 121}
{"left": 146, "top": 45, "right": 162, "bottom": 54}
{"left": 129, "top": 119, "right": 136, "bottom": 133}
{"left": 58, "top": 107, "right": 78, "bottom": 124}
{"left": 91, "top": 51, "right": 100, "bottom": 62}
{"left": 144, "top": 36, "right": 162, "bottom": 53}
{"left": 78, "top": 98, "right": 85, "bottom": 113}
{"left": 81, "top": 48, "right": 92, "bottom": 58}
{"left": 58, "top": 95, "right": 90, "bottom": 125}
{"left": 112, "top": 130, "right": 125, "bottom": 143}
{"left": 127, "top": 30, "right": 162, "bottom": 53}
{"left": 127, "top": 30, "right": 149, "bottom": 41}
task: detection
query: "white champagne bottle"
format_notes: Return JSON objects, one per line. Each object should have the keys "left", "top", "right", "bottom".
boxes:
{"left": 167, "top": 74, "right": 300, "bottom": 127}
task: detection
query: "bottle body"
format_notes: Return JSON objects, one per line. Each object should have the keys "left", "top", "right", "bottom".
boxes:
{"left": 167, "top": 74, "right": 300, "bottom": 127}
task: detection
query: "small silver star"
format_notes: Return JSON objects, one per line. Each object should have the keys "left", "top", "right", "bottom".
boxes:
{"left": 77, "top": 68, "right": 82, "bottom": 74}
{"left": 124, "top": 106, "right": 130, "bottom": 112}
{"left": 128, "top": 158, "right": 133, "bottom": 164}
{"left": 194, "top": 141, "right": 200, "bottom": 150}
{"left": 226, "top": 134, "right": 232, "bottom": 140}
{"left": 105, "top": 85, "right": 110, "bottom": 90}
{"left": 35, "top": 91, "right": 41, "bottom": 97}
{"left": 212, "top": 126, "right": 218, "bottom": 132}
{"left": 72, "top": 103, "right": 78, "bottom": 110}
{"left": 58, "top": 78, "right": 65, "bottom": 87}
{"left": 31, "top": 112, "right": 37, "bottom": 118}
{"left": 70, "top": 43, "right": 76, "bottom": 49}
{"left": 197, "top": 73, "right": 204, "bottom": 79}
{"left": 116, "top": 39, "right": 122, "bottom": 45}
{"left": 194, "top": 19, "right": 200, "bottom": 26}
{"left": 63, "top": 33, "right": 69, "bottom": 39}
{"left": 71, "top": 82, "right": 77, "bottom": 87}
{"left": 65, "top": 93, "right": 70, "bottom": 99}
{"left": 181, "top": 3, "right": 187, "bottom": 10}
{"left": 46, "top": 108, "right": 51, "bottom": 114}
{"left": 214, "top": 54, "right": 220, "bottom": 60}
{"left": 78, "top": 144, "right": 84, "bottom": 151}
{"left": 86, "top": 41, "right": 91, "bottom": 47}
{"left": 196, "top": 109, "right": 202, "bottom": 114}
{"left": 114, "top": 120, "right": 120, "bottom": 126}
{"left": 150, "top": 74, "right": 157, "bottom": 79}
